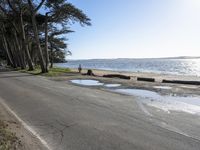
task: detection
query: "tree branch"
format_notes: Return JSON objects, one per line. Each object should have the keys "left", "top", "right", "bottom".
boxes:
{"left": 35, "top": 0, "right": 45, "bottom": 12}
{"left": 0, "top": 3, "right": 19, "bottom": 34}
{"left": 27, "top": 0, "right": 34, "bottom": 12}
{"left": 0, "top": 5, "right": 7, "bottom": 14}
{"left": 6, "top": 0, "right": 18, "bottom": 14}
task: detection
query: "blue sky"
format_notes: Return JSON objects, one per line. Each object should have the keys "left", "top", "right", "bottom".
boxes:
{"left": 67, "top": 0, "right": 200, "bottom": 59}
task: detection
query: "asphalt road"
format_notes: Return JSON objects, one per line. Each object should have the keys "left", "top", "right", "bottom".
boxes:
{"left": 0, "top": 70, "right": 200, "bottom": 150}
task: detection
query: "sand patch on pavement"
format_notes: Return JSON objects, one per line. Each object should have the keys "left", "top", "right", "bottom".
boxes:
{"left": 0, "top": 100, "right": 47, "bottom": 150}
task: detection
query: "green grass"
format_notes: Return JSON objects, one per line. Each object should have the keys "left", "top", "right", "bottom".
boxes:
{"left": 0, "top": 121, "right": 21, "bottom": 150}
{"left": 20, "top": 67, "right": 72, "bottom": 77}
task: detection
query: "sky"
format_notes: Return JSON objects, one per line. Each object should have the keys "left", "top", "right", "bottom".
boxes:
{"left": 67, "top": 0, "right": 200, "bottom": 59}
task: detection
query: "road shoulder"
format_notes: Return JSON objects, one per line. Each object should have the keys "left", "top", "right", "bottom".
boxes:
{"left": 0, "top": 98, "right": 48, "bottom": 150}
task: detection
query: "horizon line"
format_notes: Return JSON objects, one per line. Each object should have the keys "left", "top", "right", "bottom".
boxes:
{"left": 66, "top": 56, "right": 200, "bottom": 61}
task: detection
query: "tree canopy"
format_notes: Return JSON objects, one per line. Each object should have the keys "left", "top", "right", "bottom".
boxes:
{"left": 0, "top": 0, "right": 91, "bottom": 72}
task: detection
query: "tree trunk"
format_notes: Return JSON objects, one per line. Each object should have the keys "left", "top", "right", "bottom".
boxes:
{"left": 20, "top": 12, "right": 34, "bottom": 71}
{"left": 8, "top": 39, "right": 19, "bottom": 68}
{"left": 13, "top": 31, "right": 25, "bottom": 69}
{"left": 50, "top": 42, "right": 53, "bottom": 68}
{"left": 12, "top": 39, "right": 21, "bottom": 67}
{"left": 44, "top": 13, "right": 49, "bottom": 71}
{"left": 2, "top": 33, "right": 14, "bottom": 67}
{"left": 27, "top": 0, "right": 47, "bottom": 73}
{"left": 31, "top": 14, "right": 47, "bottom": 73}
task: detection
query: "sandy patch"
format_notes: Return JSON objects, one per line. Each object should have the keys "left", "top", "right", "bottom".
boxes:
{"left": 0, "top": 100, "right": 48, "bottom": 150}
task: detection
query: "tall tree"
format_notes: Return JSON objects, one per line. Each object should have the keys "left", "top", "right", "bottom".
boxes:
{"left": 27, "top": 0, "right": 47, "bottom": 72}
{"left": 0, "top": 0, "right": 34, "bottom": 70}
{"left": 0, "top": 0, "right": 91, "bottom": 72}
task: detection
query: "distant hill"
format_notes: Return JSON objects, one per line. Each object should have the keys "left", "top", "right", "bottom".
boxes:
{"left": 68, "top": 56, "right": 200, "bottom": 61}
{"left": 162, "top": 56, "right": 200, "bottom": 59}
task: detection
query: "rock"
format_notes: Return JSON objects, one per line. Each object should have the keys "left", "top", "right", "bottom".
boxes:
{"left": 86, "top": 69, "right": 95, "bottom": 76}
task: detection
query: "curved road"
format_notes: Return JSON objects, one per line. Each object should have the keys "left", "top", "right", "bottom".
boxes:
{"left": 0, "top": 70, "right": 200, "bottom": 150}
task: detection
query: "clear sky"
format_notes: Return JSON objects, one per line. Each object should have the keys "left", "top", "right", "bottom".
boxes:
{"left": 67, "top": 0, "right": 200, "bottom": 59}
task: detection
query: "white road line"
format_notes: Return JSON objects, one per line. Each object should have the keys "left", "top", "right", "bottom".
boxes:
{"left": 0, "top": 97, "right": 52, "bottom": 150}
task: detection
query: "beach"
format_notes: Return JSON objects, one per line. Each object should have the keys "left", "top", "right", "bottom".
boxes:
{"left": 55, "top": 68, "right": 200, "bottom": 95}
{"left": 70, "top": 68, "right": 200, "bottom": 81}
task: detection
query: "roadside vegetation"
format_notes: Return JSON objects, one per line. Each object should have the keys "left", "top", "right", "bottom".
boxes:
{"left": 0, "top": 0, "right": 91, "bottom": 73}
{"left": 20, "top": 66, "right": 72, "bottom": 77}
{"left": 0, "top": 120, "right": 21, "bottom": 150}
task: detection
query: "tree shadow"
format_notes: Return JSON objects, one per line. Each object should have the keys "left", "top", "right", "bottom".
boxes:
{"left": 0, "top": 68, "right": 13, "bottom": 73}
{"left": 0, "top": 68, "right": 40, "bottom": 78}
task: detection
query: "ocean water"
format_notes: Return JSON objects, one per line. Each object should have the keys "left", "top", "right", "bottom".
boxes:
{"left": 56, "top": 58, "right": 200, "bottom": 76}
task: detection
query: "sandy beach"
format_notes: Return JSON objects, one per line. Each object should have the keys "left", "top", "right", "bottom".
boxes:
{"left": 54, "top": 68, "right": 200, "bottom": 96}
{"left": 70, "top": 68, "right": 200, "bottom": 82}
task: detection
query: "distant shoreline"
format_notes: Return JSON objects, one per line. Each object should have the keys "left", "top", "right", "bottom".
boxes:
{"left": 66, "top": 56, "right": 200, "bottom": 61}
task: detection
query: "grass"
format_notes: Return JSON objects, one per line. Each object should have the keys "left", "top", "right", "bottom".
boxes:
{"left": 0, "top": 121, "right": 21, "bottom": 150}
{"left": 20, "top": 67, "right": 72, "bottom": 77}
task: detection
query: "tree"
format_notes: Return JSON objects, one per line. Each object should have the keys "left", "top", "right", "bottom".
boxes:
{"left": 0, "top": 0, "right": 91, "bottom": 72}
{"left": 0, "top": 0, "right": 35, "bottom": 70}
{"left": 27, "top": 0, "right": 47, "bottom": 72}
{"left": 49, "top": 36, "right": 72, "bottom": 68}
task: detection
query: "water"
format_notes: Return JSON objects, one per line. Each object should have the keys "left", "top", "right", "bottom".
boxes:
{"left": 153, "top": 86, "right": 172, "bottom": 90}
{"left": 70, "top": 79, "right": 121, "bottom": 87}
{"left": 71, "top": 80, "right": 104, "bottom": 86}
{"left": 70, "top": 79, "right": 200, "bottom": 114}
{"left": 56, "top": 58, "right": 200, "bottom": 76}
{"left": 104, "top": 84, "right": 121, "bottom": 87}
{"left": 114, "top": 89, "right": 200, "bottom": 115}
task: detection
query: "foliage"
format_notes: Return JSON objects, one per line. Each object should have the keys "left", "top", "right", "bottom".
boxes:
{"left": 0, "top": 0, "right": 91, "bottom": 72}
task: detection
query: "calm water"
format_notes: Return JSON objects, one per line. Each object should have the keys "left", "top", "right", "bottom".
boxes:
{"left": 70, "top": 79, "right": 121, "bottom": 87}
{"left": 70, "top": 79, "right": 200, "bottom": 114}
{"left": 56, "top": 58, "right": 200, "bottom": 76}
{"left": 114, "top": 88, "right": 200, "bottom": 115}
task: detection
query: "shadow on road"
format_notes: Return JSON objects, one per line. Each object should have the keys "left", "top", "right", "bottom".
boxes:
{"left": 0, "top": 67, "right": 12, "bottom": 73}
{"left": 0, "top": 68, "right": 37, "bottom": 78}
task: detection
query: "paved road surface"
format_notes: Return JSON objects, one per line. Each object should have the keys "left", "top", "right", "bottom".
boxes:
{"left": 0, "top": 70, "right": 200, "bottom": 150}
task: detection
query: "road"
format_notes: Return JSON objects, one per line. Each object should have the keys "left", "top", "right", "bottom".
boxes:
{"left": 0, "top": 70, "right": 200, "bottom": 150}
